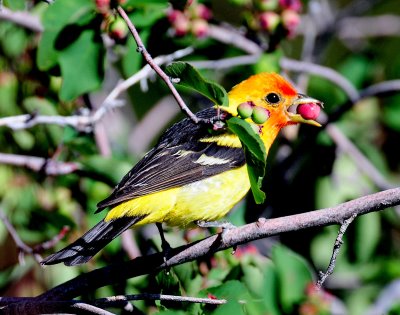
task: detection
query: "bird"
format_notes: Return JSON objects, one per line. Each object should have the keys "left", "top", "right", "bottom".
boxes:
{"left": 41, "top": 73, "right": 322, "bottom": 266}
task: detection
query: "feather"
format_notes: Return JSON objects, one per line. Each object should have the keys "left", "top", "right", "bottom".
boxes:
{"left": 96, "top": 107, "right": 245, "bottom": 211}
{"left": 41, "top": 216, "right": 145, "bottom": 266}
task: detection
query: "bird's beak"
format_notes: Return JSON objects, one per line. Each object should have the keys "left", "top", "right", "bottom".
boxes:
{"left": 286, "top": 94, "right": 324, "bottom": 127}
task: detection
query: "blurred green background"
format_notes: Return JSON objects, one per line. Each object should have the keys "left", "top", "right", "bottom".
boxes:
{"left": 1, "top": 0, "right": 400, "bottom": 314}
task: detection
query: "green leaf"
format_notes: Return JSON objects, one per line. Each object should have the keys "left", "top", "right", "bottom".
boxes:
{"left": 383, "top": 95, "right": 400, "bottom": 131}
{"left": 206, "top": 280, "right": 253, "bottom": 315}
{"left": 12, "top": 130, "right": 35, "bottom": 150}
{"left": 165, "top": 62, "right": 228, "bottom": 106}
{"left": 227, "top": 117, "right": 267, "bottom": 204}
{"left": 355, "top": 211, "right": 381, "bottom": 263}
{"left": 0, "top": 23, "right": 28, "bottom": 58}
{"left": 3, "top": 0, "right": 25, "bottom": 10}
{"left": 128, "top": 6, "right": 167, "bottom": 28}
{"left": 272, "top": 245, "right": 313, "bottom": 313}
{"left": 37, "top": 0, "right": 95, "bottom": 71}
{"left": 59, "top": 30, "right": 105, "bottom": 101}
{"left": 339, "top": 56, "right": 370, "bottom": 89}
{"left": 253, "top": 50, "right": 283, "bottom": 73}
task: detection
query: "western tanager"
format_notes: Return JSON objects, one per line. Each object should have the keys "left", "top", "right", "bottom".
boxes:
{"left": 42, "top": 73, "right": 322, "bottom": 266}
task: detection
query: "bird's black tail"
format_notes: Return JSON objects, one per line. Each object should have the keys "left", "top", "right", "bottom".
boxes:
{"left": 41, "top": 216, "right": 144, "bottom": 266}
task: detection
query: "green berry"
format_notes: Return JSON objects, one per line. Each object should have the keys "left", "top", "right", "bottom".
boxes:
{"left": 237, "top": 102, "right": 254, "bottom": 118}
{"left": 251, "top": 106, "right": 270, "bottom": 124}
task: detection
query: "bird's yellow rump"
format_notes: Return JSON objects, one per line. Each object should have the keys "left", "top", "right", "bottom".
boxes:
{"left": 41, "top": 73, "right": 322, "bottom": 266}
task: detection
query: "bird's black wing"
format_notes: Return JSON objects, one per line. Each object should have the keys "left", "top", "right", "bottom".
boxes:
{"left": 96, "top": 107, "right": 245, "bottom": 211}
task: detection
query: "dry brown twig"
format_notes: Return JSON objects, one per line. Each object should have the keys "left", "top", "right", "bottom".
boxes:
{"left": 0, "top": 186, "right": 398, "bottom": 314}
{"left": 117, "top": 6, "right": 217, "bottom": 126}
{"left": 0, "top": 208, "right": 70, "bottom": 265}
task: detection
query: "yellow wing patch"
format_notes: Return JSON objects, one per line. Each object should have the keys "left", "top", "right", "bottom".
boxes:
{"left": 199, "top": 134, "right": 242, "bottom": 148}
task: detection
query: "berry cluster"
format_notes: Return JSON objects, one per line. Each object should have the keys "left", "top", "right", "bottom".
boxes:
{"left": 95, "top": 0, "right": 129, "bottom": 41}
{"left": 167, "top": 1, "right": 212, "bottom": 38}
{"left": 237, "top": 101, "right": 270, "bottom": 134}
{"left": 253, "top": 0, "right": 302, "bottom": 38}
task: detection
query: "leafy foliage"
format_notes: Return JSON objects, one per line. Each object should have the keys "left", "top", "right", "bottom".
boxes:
{"left": 165, "top": 61, "right": 228, "bottom": 106}
{"left": 227, "top": 117, "right": 267, "bottom": 204}
{"left": 1, "top": 0, "right": 400, "bottom": 314}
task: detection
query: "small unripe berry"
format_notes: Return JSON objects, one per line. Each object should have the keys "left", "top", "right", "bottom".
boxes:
{"left": 296, "top": 103, "right": 321, "bottom": 120}
{"left": 259, "top": 12, "right": 281, "bottom": 33}
{"left": 173, "top": 14, "right": 190, "bottom": 36}
{"left": 237, "top": 102, "right": 254, "bottom": 118}
{"left": 109, "top": 17, "right": 128, "bottom": 40}
{"left": 251, "top": 106, "right": 270, "bottom": 124}
{"left": 195, "top": 4, "right": 212, "bottom": 20}
{"left": 281, "top": 9, "right": 300, "bottom": 36}
{"left": 167, "top": 9, "right": 184, "bottom": 23}
{"left": 192, "top": 19, "right": 209, "bottom": 38}
{"left": 96, "top": 0, "right": 110, "bottom": 15}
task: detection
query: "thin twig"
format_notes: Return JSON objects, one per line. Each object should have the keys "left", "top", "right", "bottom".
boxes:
{"left": 326, "top": 125, "right": 394, "bottom": 190}
{"left": 0, "top": 152, "right": 79, "bottom": 175}
{"left": 1, "top": 300, "right": 114, "bottom": 315}
{"left": 338, "top": 15, "right": 400, "bottom": 39}
{"left": 0, "top": 208, "right": 36, "bottom": 264}
{"left": 0, "top": 7, "right": 43, "bottom": 32}
{"left": 361, "top": 80, "right": 400, "bottom": 98}
{"left": 280, "top": 57, "right": 360, "bottom": 102}
{"left": 0, "top": 293, "right": 226, "bottom": 314}
{"left": 207, "top": 24, "right": 262, "bottom": 55}
{"left": 316, "top": 213, "right": 358, "bottom": 289}
{"left": 33, "top": 226, "right": 70, "bottom": 253}
{"left": 0, "top": 209, "right": 70, "bottom": 265}
{"left": 0, "top": 47, "right": 193, "bottom": 132}
{"left": 94, "top": 293, "right": 226, "bottom": 308}
{"left": 33, "top": 187, "right": 400, "bottom": 301}
{"left": 117, "top": 6, "right": 210, "bottom": 125}
{"left": 190, "top": 54, "right": 260, "bottom": 70}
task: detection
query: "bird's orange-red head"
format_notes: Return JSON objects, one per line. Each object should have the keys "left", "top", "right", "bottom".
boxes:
{"left": 226, "top": 72, "right": 323, "bottom": 149}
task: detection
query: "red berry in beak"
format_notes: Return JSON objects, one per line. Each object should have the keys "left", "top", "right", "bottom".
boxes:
{"left": 296, "top": 103, "right": 321, "bottom": 120}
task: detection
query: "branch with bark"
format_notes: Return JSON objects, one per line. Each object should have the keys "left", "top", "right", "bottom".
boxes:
{"left": 1, "top": 187, "right": 399, "bottom": 314}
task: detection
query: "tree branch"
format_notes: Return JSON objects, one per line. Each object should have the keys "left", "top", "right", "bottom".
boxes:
{"left": 117, "top": 6, "right": 210, "bottom": 125}
{"left": 28, "top": 187, "right": 400, "bottom": 302}
{"left": 326, "top": 125, "right": 394, "bottom": 190}
{"left": 0, "top": 7, "right": 43, "bottom": 32}
{"left": 93, "top": 293, "right": 226, "bottom": 308}
{"left": 0, "top": 209, "right": 69, "bottom": 265}
{"left": 0, "top": 152, "right": 79, "bottom": 175}
{"left": 0, "top": 293, "right": 226, "bottom": 314}
{"left": 280, "top": 57, "right": 360, "bottom": 102}
{"left": 316, "top": 213, "right": 358, "bottom": 289}
{"left": 0, "top": 47, "right": 193, "bottom": 132}
{"left": 1, "top": 300, "right": 114, "bottom": 315}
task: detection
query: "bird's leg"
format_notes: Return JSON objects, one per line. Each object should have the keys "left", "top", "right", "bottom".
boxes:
{"left": 196, "top": 220, "right": 237, "bottom": 254}
{"left": 156, "top": 223, "right": 172, "bottom": 263}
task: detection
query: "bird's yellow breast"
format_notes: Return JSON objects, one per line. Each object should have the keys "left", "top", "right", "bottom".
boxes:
{"left": 104, "top": 165, "right": 250, "bottom": 227}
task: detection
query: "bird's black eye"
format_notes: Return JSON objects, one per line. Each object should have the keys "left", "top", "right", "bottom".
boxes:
{"left": 265, "top": 92, "right": 281, "bottom": 104}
